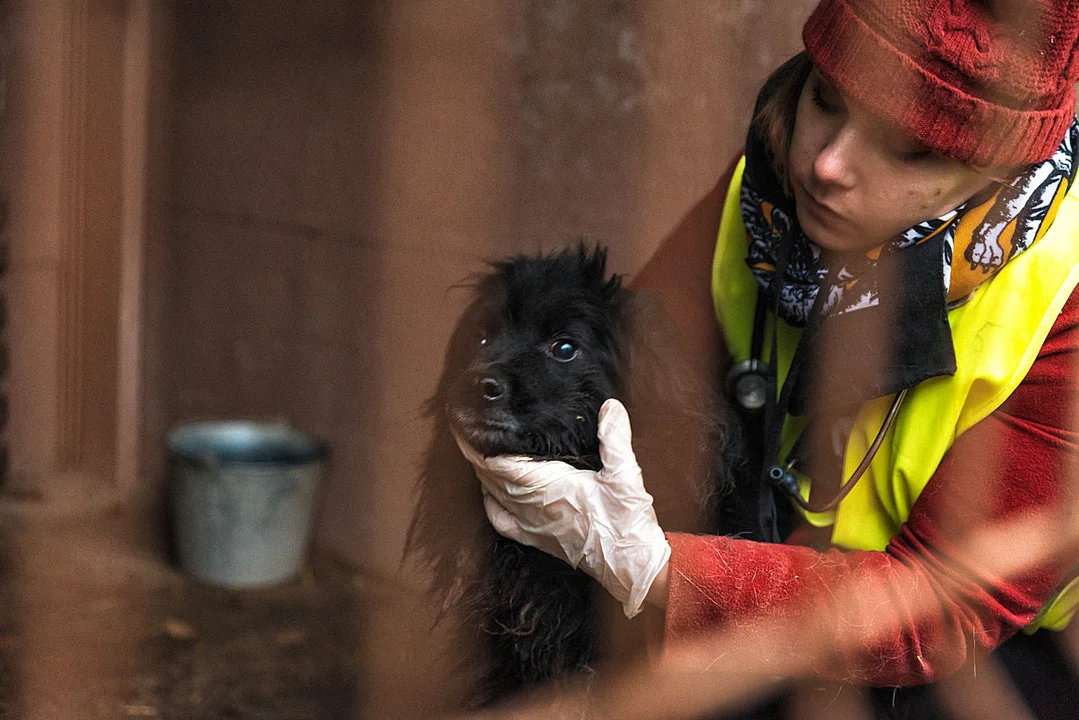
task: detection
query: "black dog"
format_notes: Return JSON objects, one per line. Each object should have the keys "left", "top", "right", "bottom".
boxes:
{"left": 406, "top": 245, "right": 726, "bottom": 707}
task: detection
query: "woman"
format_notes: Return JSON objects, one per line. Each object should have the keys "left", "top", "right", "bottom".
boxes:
{"left": 457, "top": 1, "right": 1079, "bottom": 716}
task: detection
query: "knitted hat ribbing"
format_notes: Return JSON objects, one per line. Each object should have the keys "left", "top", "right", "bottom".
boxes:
{"left": 804, "top": 0, "right": 1079, "bottom": 166}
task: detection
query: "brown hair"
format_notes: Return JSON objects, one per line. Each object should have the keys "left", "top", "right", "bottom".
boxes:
{"left": 751, "top": 52, "right": 812, "bottom": 195}
{"left": 750, "top": 52, "right": 1021, "bottom": 191}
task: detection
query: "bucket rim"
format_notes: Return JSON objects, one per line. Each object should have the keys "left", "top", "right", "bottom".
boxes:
{"left": 166, "top": 420, "right": 330, "bottom": 466}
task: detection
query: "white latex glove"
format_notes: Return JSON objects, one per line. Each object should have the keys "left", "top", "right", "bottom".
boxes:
{"left": 454, "top": 398, "right": 671, "bottom": 618}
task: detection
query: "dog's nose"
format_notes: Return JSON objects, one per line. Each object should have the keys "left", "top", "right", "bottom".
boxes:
{"left": 477, "top": 376, "right": 505, "bottom": 402}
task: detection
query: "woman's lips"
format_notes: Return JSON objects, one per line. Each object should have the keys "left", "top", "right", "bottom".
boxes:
{"left": 796, "top": 181, "right": 843, "bottom": 225}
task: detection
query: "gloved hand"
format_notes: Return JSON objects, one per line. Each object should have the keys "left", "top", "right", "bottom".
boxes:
{"left": 454, "top": 398, "right": 671, "bottom": 618}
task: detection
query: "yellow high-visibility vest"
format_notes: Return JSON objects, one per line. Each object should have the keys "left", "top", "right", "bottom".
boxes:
{"left": 712, "top": 157, "right": 1079, "bottom": 632}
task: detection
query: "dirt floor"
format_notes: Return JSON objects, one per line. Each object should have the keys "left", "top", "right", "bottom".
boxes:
{"left": 115, "top": 578, "right": 356, "bottom": 719}
{"left": 0, "top": 490, "right": 368, "bottom": 720}
{"left": 6, "top": 485, "right": 1079, "bottom": 720}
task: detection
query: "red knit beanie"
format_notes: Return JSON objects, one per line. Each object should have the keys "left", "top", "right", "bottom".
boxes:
{"left": 803, "top": 0, "right": 1079, "bottom": 167}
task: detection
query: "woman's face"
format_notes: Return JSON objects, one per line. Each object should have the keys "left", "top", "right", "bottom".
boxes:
{"left": 788, "top": 68, "right": 995, "bottom": 253}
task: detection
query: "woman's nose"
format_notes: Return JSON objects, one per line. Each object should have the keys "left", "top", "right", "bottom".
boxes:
{"left": 812, "top": 127, "right": 858, "bottom": 188}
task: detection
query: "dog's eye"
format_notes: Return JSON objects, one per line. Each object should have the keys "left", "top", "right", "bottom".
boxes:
{"left": 548, "top": 339, "right": 579, "bottom": 363}
{"left": 480, "top": 336, "right": 487, "bottom": 346}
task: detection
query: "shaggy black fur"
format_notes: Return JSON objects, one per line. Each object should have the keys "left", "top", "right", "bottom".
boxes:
{"left": 406, "top": 245, "right": 725, "bottom": 707}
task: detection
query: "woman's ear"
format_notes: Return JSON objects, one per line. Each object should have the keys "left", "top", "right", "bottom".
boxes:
{"left": 971, "top": 164, "right": 1026, "bottom": 192}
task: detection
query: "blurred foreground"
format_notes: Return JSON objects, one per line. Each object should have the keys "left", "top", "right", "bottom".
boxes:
{"left": 0, "top": 492, "right": 364, "bottom": 719}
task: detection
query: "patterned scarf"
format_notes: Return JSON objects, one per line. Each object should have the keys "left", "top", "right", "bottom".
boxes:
{"left": 740, "top": 117, "right": 1078, "bottom": 412}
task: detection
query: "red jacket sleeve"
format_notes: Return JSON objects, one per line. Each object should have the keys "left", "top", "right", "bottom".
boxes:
{"left": 663, "top": 287, "right": 1079, "bottom": 686}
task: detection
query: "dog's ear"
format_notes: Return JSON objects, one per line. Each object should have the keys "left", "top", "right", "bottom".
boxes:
{"left": 405, "top": 416, "right": 496, "bottom": 615}
{"left": 405, "top": 409, "right": 502, "bottom": 706}
{"left": 617, "top": 291, "right": 728, "bottom": 533}
{"left": 405, "top": 289, "right": 499, "bottom": 617}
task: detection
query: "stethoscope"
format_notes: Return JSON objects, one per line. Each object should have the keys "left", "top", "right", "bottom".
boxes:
{"left": 725, "top": 235, "right": 908, "bottom": 540}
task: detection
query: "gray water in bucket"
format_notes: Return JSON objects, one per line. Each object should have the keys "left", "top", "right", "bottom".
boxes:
{"left": 167, "top": 422, "right": 329, "bottom": 589}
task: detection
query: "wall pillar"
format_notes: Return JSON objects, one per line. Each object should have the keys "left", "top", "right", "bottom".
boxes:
{"left": 7, "top": 0, "right": 155, "bottom": 502}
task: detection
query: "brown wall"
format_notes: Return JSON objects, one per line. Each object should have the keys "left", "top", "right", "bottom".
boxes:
{"left": 155, "top": 2, "right": 823, "bottom": 714}
{"left": 163, "top": 1, "right": 816, "bottom": 584}
{"left": 4, "top": 0, "right": 65, "bottom": 482}
{"left": 5, "top": 0, "right": 132, "bottom": 487}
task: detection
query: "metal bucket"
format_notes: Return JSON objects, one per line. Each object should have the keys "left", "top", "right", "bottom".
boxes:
{"left": 166, "top": 421, "right": 329, "bottom": 589}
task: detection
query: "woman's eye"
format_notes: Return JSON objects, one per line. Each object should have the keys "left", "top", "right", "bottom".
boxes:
{"left": 896, "top": 148, "right": 933, "bottom": 163}
{"left": 548, "top": 339, "right": 579, "bottom": 363}
{"left": 811, "top": 84, "right": 837, "bottom": 114}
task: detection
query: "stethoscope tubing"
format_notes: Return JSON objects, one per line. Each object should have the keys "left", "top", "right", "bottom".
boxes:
{"left": 784, "top": 387, "right": 907, "bottom": 514}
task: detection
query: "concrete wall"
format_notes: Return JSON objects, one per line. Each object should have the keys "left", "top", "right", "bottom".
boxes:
{"left": 164, "top": 0, "right": 815, "bottom": 584}
{"left": 5, "top": 0, "right": 67, "bottom": 481}
{"left": 5, "top": 0, "right": 132, "bottom": 489}
{"left": 158, "top": 1, "right": 821, "bottom": 714}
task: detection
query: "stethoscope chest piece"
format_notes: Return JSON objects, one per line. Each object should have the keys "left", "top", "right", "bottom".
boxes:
{"left": 726, "top": 358, "right": 770, "bottom": 414}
